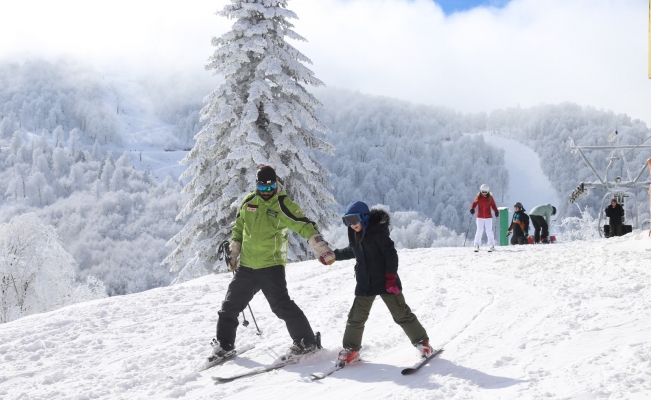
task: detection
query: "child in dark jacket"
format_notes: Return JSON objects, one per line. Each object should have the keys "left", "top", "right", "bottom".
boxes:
{"left": 507, "top": 202, "right": 530, "bottom": 245}
{"left": 331, "top": 201, "right": 433, "bottom": 366}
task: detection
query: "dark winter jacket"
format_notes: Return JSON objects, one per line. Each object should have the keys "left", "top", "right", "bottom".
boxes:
{"left": 604, "top": 204, "right": 625, "bottom": 226}
{"left": 334, "top": 209, "right": 401, "bottom": 296}
{"left": 508, "top": 211, "right": 529, "bottom": 236}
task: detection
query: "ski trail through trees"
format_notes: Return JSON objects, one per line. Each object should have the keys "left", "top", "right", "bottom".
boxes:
{"left": 481, "top": 133, "right": 561, "bottom": 211}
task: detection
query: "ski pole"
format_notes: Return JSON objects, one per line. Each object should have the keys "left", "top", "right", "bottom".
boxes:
{"left": 463, "top": 216, "right": 472, "bottom": 247}
{"left": 219, "top": 240, "right": 262, "bottom": 335}
{"left": 245, "top": 303, "right": 261, "bottom": 335}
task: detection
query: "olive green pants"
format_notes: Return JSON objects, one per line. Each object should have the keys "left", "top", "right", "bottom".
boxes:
{"left": 342, "top": 293, "right": 429, "bottom": 351}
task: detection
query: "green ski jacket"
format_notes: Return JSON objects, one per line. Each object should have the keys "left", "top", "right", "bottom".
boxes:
{"left": 231, "top": 189, "right": 320, "bottom": 269}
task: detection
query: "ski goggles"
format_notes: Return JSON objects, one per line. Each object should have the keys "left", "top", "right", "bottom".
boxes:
{"left": 256, "top": 182, "right": 277, "bottom": 193}
{"left": 481, "top": 191, "right": 489, "bottom": 195}
{"left": 342, "top": 213, "right": 366, "bottom": 227}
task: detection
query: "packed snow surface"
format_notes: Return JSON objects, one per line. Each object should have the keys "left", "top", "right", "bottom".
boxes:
{"left": 1, "top": 233, "right": 650, "bottom": 399}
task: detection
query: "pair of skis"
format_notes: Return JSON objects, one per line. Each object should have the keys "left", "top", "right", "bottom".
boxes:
{"left": 310, "top": 348, "right": 444, "bottom": 380}
{"left": 209, "top": 347, "right": 444, "bottom": 384}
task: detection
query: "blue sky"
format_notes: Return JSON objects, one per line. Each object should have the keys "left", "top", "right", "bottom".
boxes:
{"left": 434, "top": 0, "right": 510, "bottom": 14}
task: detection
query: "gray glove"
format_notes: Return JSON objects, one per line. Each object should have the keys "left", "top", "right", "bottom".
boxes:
{"left": 228, "top": 241, "right": 241, "bottom": 270}
{"left": 308, "top": 234, "right": 335, "bottom": 265}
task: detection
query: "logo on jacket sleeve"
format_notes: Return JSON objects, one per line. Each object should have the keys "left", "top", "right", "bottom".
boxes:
{"left": 247, "top": 205, "right": 258, "bottom": 212}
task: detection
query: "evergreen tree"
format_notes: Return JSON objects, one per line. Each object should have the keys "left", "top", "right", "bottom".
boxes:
{"left": 165, "top": 0, "right": 336, "bottom": 277}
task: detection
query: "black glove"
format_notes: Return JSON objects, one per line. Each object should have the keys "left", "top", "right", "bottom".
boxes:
{"left": 470, "top": 209, "right": 475, "bottom": 215}
{"left": 506, "top": 231, "right": 512, "bottom": 237}
{"left": 495, "top": 210, "right": 499, "bottom": 217}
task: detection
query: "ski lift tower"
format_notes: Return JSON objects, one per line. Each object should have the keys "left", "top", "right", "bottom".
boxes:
{"left": 568, "top": 131, "right": 651, "bottom": 237}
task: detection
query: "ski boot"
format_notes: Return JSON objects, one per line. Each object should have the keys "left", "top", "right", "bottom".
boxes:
{"left": 282, "top": 332, "right": 322, "bottom": 362}
{"left": 474, "top": 244, "right": 479, "bottom": 252}
{"left": 488, "top": 245, "right": 494, "bottom": 252}
{"left": 204, "top": 338, "right": 235, "bottom": 369}
{"left": 416, "top": 340, "right": 434, "bottom": 359}
{"left": 337, "top": 348, "right": 360, "bottom": 366}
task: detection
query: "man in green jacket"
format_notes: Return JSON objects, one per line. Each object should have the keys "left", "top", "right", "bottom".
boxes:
{"left": 208, "top": 165, "right": 335, "bottom": 365}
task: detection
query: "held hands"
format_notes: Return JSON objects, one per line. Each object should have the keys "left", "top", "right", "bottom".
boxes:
{"left": 308, "top": 234, "right": 336, "bottom": 265}
{"left": 319, "top": 251, "right": 335, "bottom": 266}
{"left": 469, "top": 209, "right": 475, "bottom": 215}
{"left": 228, "top": 241, "right": 241, "bottom": 270}
{"left": 385, "top": 273, "right": 400, "bottom": 294}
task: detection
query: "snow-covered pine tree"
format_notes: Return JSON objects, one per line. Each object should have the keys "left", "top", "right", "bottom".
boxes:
{"left": 164, "top": 0, "right": 336, "bottom": 280}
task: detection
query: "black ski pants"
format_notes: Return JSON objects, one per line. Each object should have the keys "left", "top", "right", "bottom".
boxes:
{"left": 530, "top": 215, "right": 549, "bottom": 243}
{"left": 606, "top": 222, "right": 622, "bottom": 238}
{"left": 216, "top": 265, "right": 315, "bottom": 350}
{"left": 510, "top": 225, "right": 527, "bottom": 245}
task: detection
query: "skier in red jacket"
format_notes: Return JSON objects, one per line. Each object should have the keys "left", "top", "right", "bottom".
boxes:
{"left": 469, "top": 184, "right": 499, "bottom": 252}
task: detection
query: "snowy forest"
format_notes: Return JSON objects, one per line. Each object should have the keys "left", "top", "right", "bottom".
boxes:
{"left": 0, "top": 58, "right": 649, "bottom": 313}
{"left": 488, "top": 103, "right": 651, "bottom": 219}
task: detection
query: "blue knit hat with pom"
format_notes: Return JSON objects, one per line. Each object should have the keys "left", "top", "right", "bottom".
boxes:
{"left": 345, "top": 201, "right": 371, "bottom": 241}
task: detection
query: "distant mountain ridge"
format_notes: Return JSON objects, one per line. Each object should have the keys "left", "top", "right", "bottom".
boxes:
{"left": 1, "top": 59, "right": 648, "bottom": 297}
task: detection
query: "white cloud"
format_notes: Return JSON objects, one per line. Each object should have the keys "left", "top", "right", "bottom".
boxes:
{"left": 1, "top": 0, "right": 649, "bottom": 125}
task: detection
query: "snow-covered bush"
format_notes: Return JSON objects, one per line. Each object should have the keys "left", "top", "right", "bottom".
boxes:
{"left": 325, "top": 205, "right": 464, "bottom": 250}
{"left": 0, "top": 213, "right": 106, "bottom": 323}
{"left": 557, "top": 205, "right": 601, "bottom": 241}
{"left": 391, "top": 211, "right": 465, "bottom": 248}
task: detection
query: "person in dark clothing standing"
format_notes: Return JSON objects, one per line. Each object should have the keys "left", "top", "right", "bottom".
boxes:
{"left": 604, "top": 198, "right": 625, "bottom": 237}
{"left": 331, "top": 201, "right": 433, "bottom": 366}
{"left": 507, "top": 202, "right": 530, "bottom": 245}
{"left": 206, "top": 165, "right": 335, "bottom": 367}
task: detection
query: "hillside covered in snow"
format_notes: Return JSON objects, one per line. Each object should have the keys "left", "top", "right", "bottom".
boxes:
{"left": 1, "top": 232, "right": 650, "bottom": 399}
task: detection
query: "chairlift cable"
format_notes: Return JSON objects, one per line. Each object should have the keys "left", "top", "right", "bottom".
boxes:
{"left": 619, "top": 134, "right": 651, "bottom": 160}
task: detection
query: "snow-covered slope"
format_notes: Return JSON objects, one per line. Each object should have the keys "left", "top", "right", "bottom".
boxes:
{"left": 2, "top": 233, "right": 650, "bottom": 399}
{"left": 105, "top": 75, "right": 189, "bottom": 183}
{"left": 481, "top": 133, "right": 561, "bottom": 212}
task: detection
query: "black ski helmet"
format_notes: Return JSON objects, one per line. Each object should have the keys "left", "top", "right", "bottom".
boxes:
{"left": 552, "top": 206, "right": 557, "bottom": 215}
{"left": 514, "top": 202, "right": 523, "bottom": 209}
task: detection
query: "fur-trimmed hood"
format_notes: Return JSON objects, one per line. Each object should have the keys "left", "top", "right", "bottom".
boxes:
{"left": 335, "top": 206, "right": 400, "bottom": 296}
{"left": 366, "top": 208, "right": 390, "bottom": 236}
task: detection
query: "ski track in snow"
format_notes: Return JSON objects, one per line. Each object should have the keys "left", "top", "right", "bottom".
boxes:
{"left": 1, "top": 233, "right": 651, "bottom": 399}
